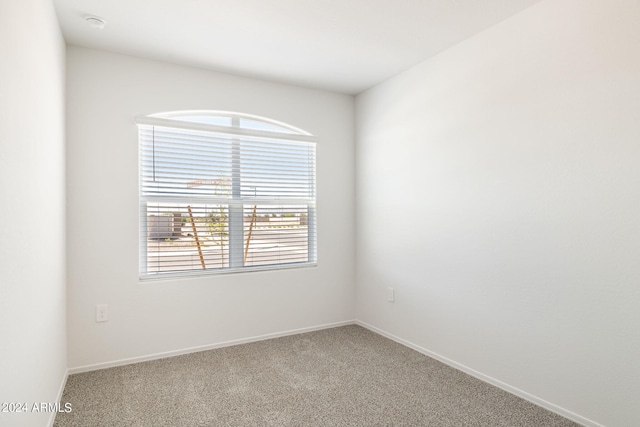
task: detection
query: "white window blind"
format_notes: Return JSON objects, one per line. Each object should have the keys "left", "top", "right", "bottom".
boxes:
{"left": 137, "top": 112, "right": 316, "bottom": 279}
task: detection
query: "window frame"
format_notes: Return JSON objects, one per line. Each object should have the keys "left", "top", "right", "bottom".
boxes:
{"left": 137, "top": 111, "right": 317, "bottom": 280}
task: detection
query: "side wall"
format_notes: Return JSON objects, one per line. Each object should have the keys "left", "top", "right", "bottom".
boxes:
{"left": 355, "top": 1, "right": 640, "bottom": 426}
{"left": 0, "top": 1, "right": 67, "bottom": 426}
{"left": 65, "top": 47, "right": 355, "bottom": 369}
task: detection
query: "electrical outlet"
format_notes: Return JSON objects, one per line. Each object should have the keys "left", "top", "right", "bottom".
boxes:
{"left": 96, "top": 304, "right": 108, "bottom": 322}
{"left": 388, "top": 287, "right": 395, "bottom": 303}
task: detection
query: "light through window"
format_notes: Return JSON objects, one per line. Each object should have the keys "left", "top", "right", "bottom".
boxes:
{"left": 137, "top": 111, "right": 317, "bottom": 279}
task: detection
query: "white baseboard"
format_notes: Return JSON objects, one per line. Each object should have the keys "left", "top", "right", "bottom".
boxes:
{"left": 48, "top": 368, "right": 69, "bottom": 427}
{"left": 65, "top": 319, "right": 604, "bottom": 427}
{"left": 355, "top": 320, "right": 605, "bottom": 427}
{"left": 68, "top": 320, "right": 356, "bottom": 374}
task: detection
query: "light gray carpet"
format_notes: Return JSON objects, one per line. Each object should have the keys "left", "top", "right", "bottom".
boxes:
{"left": 54, "top": 325, "right": 578, "bottom": 426}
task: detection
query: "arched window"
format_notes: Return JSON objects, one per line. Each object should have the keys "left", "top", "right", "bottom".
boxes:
{"left": 136, "top": 111, "right": 316, "bottom": 278}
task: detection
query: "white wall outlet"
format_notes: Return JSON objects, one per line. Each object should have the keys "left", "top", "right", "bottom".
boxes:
{"left": 387, "top": 287, "right": 395, "bottom": 303}
{"left": 96, "top": 304, "right": 108, "bottom": 322}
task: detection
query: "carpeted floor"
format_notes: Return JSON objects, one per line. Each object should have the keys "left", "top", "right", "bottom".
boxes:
{"left": 54, "top": 325, "right": 578, "bottom": 426}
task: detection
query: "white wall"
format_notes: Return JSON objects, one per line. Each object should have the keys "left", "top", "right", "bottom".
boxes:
{"left": 0, "top": 1, "right": 67, "bottom": 426}
{"left": 66, "top": 47, "right": 355, "bottom": 369}
{"left": 355, "top": 1, "right": 640, "bottom": 426}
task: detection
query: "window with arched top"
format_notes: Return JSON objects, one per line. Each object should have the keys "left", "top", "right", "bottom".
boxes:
{"left": 136, "top": 111, "right": 317, "bottom": 278}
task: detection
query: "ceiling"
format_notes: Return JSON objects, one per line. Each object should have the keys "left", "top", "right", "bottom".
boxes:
{"left": 53, "top": 0, "right": 542, "bottom": 95}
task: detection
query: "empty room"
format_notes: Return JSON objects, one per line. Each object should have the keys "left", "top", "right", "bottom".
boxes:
{"left": 1, "top": 0, "right": 638, "bottom": 426}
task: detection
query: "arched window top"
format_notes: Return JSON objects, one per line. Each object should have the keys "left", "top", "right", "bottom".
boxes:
{"left": 145, "top": 110, "right": 312, "bottom": 137}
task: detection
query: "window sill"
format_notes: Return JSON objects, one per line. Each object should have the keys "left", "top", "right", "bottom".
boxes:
{"left": 139, "top": 262, "right": 318, "bottom": 282}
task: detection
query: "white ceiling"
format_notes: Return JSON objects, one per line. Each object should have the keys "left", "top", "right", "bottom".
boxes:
{"left": 53, "top": 0, "right": 542, "bottom": 95}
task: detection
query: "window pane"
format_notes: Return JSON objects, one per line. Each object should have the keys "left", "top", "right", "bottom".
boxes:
{"left": 239, "top": 139, "right": 316, "bottom": 199}
{"left": 140, "top": 126, "right": 233, "bottom": 198}
{"left": 170, "top": 115, "right": 232, "bottom": 127}
{"left": 243, "top": 205, "right": 310, "bottom": 267}
{"left": 145, "top": 203, "right": 229, "bottom": 274}
{"left": 239, "top": 118, "right": 297, "bottom": 134}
